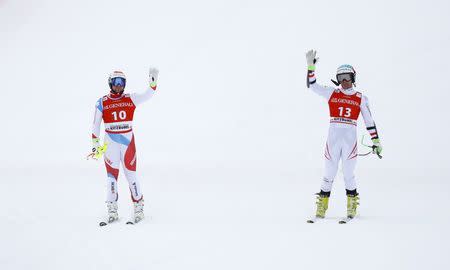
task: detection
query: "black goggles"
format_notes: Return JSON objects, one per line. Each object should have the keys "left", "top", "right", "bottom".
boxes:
{"left": 337, "top": 73, "right": 353, "bottom": 83}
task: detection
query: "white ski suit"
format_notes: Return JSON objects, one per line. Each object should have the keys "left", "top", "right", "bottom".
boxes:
{"left": 307, "top": 70, "right": 379, "bottom": 192}
{"left": 92, "top": 88, "right": 155, "bottom": 203}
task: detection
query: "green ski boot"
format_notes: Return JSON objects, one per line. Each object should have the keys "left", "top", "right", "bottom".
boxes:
{"left": 346, "top": 194, "right": 359, "bottom": 218}
{"left": 315, "top": 193, "right": 330, "bottom": 218}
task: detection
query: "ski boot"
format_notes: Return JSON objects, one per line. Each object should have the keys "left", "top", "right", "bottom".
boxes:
{"left": 107, "top": 201, "right": 119, "bottom": 223}
{"left": 346, "top": 191, "right": 359, "bottom": 218}
{"left": 132, "top": 199, "right": 144, "bottom": 223}
{"left": 314, "top": 191, "right": 330, "bottom": 218}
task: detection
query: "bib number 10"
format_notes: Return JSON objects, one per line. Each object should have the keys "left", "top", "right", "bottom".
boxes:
{"left": 338, "top": 107, "right": 351, "bottom": 117}
{"left": 112, "top": 111, "right": 127, "bottom": 120}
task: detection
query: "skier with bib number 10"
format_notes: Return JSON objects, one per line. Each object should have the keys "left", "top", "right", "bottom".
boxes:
{"left": 89, "top": 68, "right": 159, "bottom": 226}
{"left": 305, "top": 50, "right": 382, "bottom": 223}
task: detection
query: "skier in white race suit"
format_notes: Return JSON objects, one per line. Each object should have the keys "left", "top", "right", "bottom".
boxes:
{"left": 305, "top": 50, "right": 382, "bottom": 220}
{"left": 90, "top": 68, "right": 159, "bottom": 224}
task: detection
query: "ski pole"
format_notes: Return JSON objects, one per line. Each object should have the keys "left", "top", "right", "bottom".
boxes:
{"left": 358, "top": 135, "right": 382, "bottom": 159}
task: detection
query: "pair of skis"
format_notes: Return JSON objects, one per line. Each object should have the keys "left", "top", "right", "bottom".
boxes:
{"left": 307, "top": 216, "right": 355, "bottom": 224}
{"left": 99, "top": 217, "right": 143, "bottom": 226}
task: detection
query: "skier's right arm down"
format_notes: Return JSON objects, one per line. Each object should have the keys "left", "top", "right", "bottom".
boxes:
{"left": 87, "top": 98, "right": 107, "bottom": 160}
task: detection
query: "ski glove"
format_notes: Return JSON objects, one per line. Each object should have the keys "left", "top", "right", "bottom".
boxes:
{"left": 306, "top": 49, "right": 318, "bottom": 71}
{"left": 372, "top": 138, "right": 382, "bottom": 156}
{"left": 149, "top": 67, "right": 159, "bottom": 90}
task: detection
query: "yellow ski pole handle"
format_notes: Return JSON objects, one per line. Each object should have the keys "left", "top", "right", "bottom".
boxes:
{"left": 86, "top": 142, "right": 108, "bottom": 160}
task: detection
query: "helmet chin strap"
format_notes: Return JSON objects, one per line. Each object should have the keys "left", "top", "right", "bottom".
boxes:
{"left": 110, "top": 89, "right": 124, "bottom": 96}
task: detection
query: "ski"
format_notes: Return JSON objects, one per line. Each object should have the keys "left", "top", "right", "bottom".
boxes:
{"left": 338, "top": 217, "right": 354, "bottom": 224}
{"left": 99, "top": 217, "right": 119, "bottom": 227}
{"left": 306, "top": 216, "right": 323, "bottom": 223}
{"left": 126, "top": 216, "right": 143, "bottom": 225}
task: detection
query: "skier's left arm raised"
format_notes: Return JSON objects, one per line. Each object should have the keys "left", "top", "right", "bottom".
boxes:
{"left": 130, "top": 68, "right": 159, "bottom": 106}
{"left": 360, "top": 95, "right": 382, "bottom": 155}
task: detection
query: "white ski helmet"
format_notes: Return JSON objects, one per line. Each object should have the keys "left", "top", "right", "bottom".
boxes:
{"left": 336, "top": 64, "right": 356, "bottom": 83}
{"left": 108, "top": 70, "right": 127, "bottom": 91}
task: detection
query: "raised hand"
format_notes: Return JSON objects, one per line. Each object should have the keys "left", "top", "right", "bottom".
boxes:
{"left": 149, "top": 67, "right": 159, "bottom": 90}
{"left": 306, "top": 49, "right": 318, "bottom": 70}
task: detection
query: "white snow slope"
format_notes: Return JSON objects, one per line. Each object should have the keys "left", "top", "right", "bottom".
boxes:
{"left": 1, "top": 0, "right": 450, "bottom": 269}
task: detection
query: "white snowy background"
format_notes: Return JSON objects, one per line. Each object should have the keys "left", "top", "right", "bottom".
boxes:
{"left": 1, "top": 0, "right": 449, "bottom": 269}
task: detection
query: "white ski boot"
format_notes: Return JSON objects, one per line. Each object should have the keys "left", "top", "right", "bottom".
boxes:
{"left": 107, "top": 201, "right": 119, "bottom": 223}
{"left": 132, "top": 199, "right": 144, "bottom": 224}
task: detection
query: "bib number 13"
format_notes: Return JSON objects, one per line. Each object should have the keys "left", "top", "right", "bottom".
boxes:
{"left": 338, "top": 107, "right": 351, "bottom": 117}
{"left": 112, "top": 111, "right": 127, "bottom": 120}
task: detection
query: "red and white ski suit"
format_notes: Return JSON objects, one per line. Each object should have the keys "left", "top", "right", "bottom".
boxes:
{"left": 92, "top": 88, "right": 155, "bottom": 203}
{"left": 308, "top": 71, "right": 379, "bottom": 192}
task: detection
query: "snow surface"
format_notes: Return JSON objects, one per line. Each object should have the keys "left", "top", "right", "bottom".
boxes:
{"left": 1, "top": 0, "right": 450, "bottom": 269}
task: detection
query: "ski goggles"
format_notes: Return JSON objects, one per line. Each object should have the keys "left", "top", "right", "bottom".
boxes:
{"left": 336, "top": 73, "right": 353, "bottom": 83}
{"left": 111, "top": 77, "right": 126, "bottom": 87}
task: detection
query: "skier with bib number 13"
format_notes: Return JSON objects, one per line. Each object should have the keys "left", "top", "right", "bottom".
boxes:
{"left": 305, "top": 50, "right": 382, "bottom": 223}
{"left": 89, "top": 68, "right": 159, "bottom": 226}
